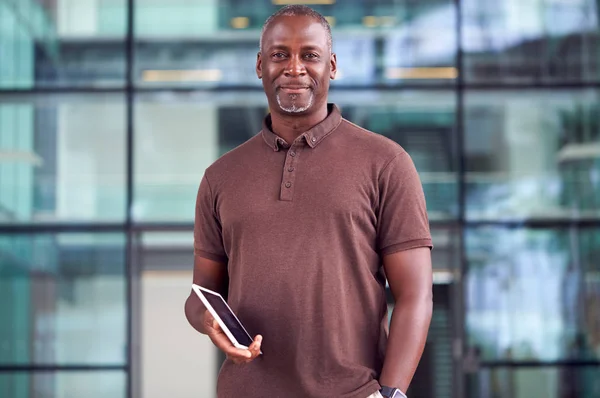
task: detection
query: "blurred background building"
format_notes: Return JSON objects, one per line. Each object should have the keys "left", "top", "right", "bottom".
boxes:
{"left": 0, "top": 0, "right": 599, "bottom": 397}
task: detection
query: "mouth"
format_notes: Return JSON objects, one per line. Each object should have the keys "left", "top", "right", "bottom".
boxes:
{"left": 278, "top": 85, "right": 311, "bottom": 94}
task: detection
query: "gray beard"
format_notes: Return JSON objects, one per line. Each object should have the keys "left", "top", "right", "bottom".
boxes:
{"left": 276, "top": 92, "right": 314, "bottom": 113}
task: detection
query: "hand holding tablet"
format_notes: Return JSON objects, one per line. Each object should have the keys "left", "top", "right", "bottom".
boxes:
{"left": 192, "top": 284, "right": 263, "bottom": 364}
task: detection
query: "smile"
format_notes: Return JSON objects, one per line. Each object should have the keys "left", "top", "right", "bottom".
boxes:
{"left": 279, "top": 86, "right": 310, "bottom": 94}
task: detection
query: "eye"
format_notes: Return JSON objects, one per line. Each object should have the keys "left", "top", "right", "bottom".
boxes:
{"left": 304, "top": 53, "right": 319, "bottom": 59}
{"left": 272, "top": 52, "right": 287, "bottom": 59}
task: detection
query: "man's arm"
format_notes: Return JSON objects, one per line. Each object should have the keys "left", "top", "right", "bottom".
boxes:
{"left": 184, "top": 255, "right": 263, "bottom": 363}
{"left": 379, "top": 247, "right": 433, "bottom": 394}
{"left": 184, "top": 255, "right": 228, "bottom": 335}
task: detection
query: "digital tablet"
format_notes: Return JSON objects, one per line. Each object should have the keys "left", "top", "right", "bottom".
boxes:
{"left": 191, "top": 284, "right": 255, "bottom": 350}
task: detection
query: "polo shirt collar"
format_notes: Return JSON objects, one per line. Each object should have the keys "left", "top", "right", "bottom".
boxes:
{"left": 261, "top": 104, "right": 342, "bottom": 151}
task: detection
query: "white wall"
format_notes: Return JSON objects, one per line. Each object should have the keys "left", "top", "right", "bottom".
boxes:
{"left": 142, "top": 270, "right": 217, "bottom": 398}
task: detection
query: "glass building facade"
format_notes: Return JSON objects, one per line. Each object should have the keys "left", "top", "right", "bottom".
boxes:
{"left": 0, "top": 0, "right": 599, "bottom": 397}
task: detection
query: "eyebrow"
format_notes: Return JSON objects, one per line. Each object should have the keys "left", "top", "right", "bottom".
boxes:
{"left": 267, "top": 44, "right": 325, "bottom": 52}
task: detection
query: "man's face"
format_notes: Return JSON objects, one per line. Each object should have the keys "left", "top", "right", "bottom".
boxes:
{"left": 256, "top": 15, "right": 337, "bottom": 115}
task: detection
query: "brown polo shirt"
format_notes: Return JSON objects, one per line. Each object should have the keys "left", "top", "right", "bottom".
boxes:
{"left": 194, "top": 104, "right": 432, "bottom": 398}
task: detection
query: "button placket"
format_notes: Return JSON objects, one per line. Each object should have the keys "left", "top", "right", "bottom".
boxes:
{"left": 280, "top": 144, "right": 302, "bottom": 201}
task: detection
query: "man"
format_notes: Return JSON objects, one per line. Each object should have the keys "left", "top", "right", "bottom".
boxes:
{"left": 184, "top": 5, "right": 433, "bottom": 398}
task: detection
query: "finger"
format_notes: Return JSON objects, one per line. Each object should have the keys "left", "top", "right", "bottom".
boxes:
{"left": 207, "top": 327, "right": 257, "bottom": 362}
{"left": 220, "top": 343, "right": 253, "bottom": 360}
{"left": 209, "top": 332, "right": 237, "bottom": 353}
{"left": 248, "top": 335, "right": 263, "bottom": 357}
{"left": 248, "top": 335, "right": 262, "bottom": 349}
{"left": 207, "top": 327, "right": 247, "bottom": 357}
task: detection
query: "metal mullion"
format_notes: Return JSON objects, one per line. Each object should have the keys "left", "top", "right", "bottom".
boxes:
{"left": 0, "top": 364, "right": 127, "bottom": 372}
{"left": 454, "top": 0, "right": 466, "bottom": 396}
{"left": 5, "top": 219, "right": 600, "bottom": 234}
{"left": 124, "top": 0, "right": 135, "bottom": 396}
{"left": 0, "top": 223, "right": 126, "bottom": 233}
{"left": 463, "top": 219, "right": 600, "bottom": 229}
{"left": 479, "top": 360, "right": 600, "bottom": 368}
{"left": 2, "top": 82, "right": 600, "bottom": 96}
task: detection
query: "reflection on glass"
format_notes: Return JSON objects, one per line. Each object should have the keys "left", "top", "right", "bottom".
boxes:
{"left": 0, "top": 233, "right": 126, "bottom": 365}
{"left": 0, "top": 0, "right": 126, "bottom": 88}
{"left": 462, "top": 0, "right": 600, "bottom": 83}
{"left": 465, "top": 227, "right": 600, "bottom": 362}
{"left": 0, "top": 371, "right": 126, "bottom": 398}
{"left": 430, "top": 227, "right": 460, "bottom": 278}
{"left": 343, "top": 102, "right": 458, "bottom": 219}
{"left": 0, "top": 94, "right": 126, "bottom": 223}
{"left": 135, "top": 0, "right": 456, "bottom": 87}
{"left": 216, "top": 0, "right": 451, "bottom": 31}
{"left": 133, "top": 100, "right": 221, "bottom": 221}
{"left": 467, "top": 366, "right": 600, "bottom": 398}
{"left": 133, "top": 91, "right": 457, "bottom": 221}
{"left": 465, "top": 89, "right": 600, "bottom": 220}
{"left": 382, "top": 2, "right": 457, "bottom": 86}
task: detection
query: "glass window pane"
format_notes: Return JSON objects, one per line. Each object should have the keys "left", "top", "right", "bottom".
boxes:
{"left": 400, "top": 226, "right": 459, "bottom": 397}
{"left": 0, "top": 0, "right": 126, "bottom": 88}
{"left": 0, "top": 233, "right": 126, "bottom": 365}
{"left": 0, "top": 371, "right": 126, "bottom": 398}
{"left": 0, "top": 94, "right": 126, "bottom": 223}
{"left": 465, "top": 89, "right": 600, "bottom": 221}
{"left": 134, "top": 90, "right": 457, "bottom": 221}
{"left": 133, "top": 97, "right": 219, "bottom": 222}
{"left": 462, "top": 0, "right": 600, "bottom": 84}
{"left": 134, "top": 0, "right": 456, "bottom": 88}
{"left": 467, "top": 366, "right": 600, "bottom": 398}
{"left": 465, "top": 227, "right": 600, "bottom": 362}
{"left": 431, "top": 226, "right": 460, "bottom": 277}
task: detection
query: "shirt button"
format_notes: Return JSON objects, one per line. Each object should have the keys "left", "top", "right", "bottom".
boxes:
{"left": 311, "top": 137, "right": 316, "bottom": 142}
{"left": 285, "top": 182, "right": 292, "bottom": 188}
{"left": 288, "top": 166, "right": 294, "bottom": 172}
{"left": 289, "top": 151, "right": 296, "bottom": 157}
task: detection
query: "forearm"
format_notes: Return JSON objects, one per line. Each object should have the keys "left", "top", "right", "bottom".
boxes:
{"left": 184, "top": 294, "right": 209, "bottom": 335}
{"left": 379, "top": 295, "right": 433, "bottom": 393}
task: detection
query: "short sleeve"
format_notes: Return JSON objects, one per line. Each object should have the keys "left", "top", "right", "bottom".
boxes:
{"left": 193, "top": 174, "right": 228, "bottom": 263}
{"left": 377, "top": 151, "right": 433, "bottom": 256}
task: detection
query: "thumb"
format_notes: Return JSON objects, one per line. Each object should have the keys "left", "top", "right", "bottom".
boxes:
{"left": 212, "top": 318, "right": 222, "bottom": 331}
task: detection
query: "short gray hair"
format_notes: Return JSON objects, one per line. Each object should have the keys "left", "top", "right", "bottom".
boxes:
{"left": 259, "top": 5, "right": 332, "bottom": 53}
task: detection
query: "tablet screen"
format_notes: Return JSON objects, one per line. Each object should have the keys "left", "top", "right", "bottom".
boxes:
{"left": 202, "top": 290, "right": 254, "bottom": 347}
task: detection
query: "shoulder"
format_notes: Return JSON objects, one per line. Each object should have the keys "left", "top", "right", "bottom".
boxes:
{"left": 204, "top": 132, "right": 264, "bottom": 181}
{"left": 337, "top": 118, "right": 408, "bottom": 163}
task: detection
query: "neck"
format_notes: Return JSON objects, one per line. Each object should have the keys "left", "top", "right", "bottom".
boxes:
{"left": 270, "top": 105, "right": 329, "bottom": 144}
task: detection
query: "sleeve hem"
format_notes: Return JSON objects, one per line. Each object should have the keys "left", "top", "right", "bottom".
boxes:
{"left": 380, "top": 238, "right": 433, "bottom": 256}
{"left": 194, "top": 249, "right": 228, "bottom": 264}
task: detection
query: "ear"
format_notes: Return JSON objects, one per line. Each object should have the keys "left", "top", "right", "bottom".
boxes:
{"left": 256, "top": 52, "right": 262, "bottom": 79}
{"left": 329, "top": 53, "right": 337, "bottom": 80}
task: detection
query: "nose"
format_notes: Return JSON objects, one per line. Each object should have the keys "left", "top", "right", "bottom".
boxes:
{"left": 284, "top": 55, "right": 306, "bottom": 77}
